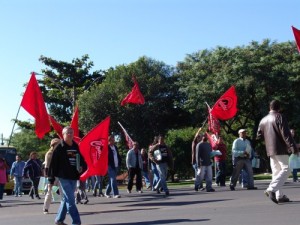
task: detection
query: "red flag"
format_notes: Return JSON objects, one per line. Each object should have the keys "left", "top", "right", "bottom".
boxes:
{"left": 206, "top": 103, "right": 220, "bottom": 134}
{"left": 206, "top": 132, "right": 218, "bottom": 149}
{"left": 48, "top": 115, "right": 63, "bottom": 139}
{"left": 121, "top": 76, "right": 145, "bottom": 106}
{"left": 292, "top": 26, "right": 300, "bottom": 53}
{"left": 79, "top": 116, "right": 110, "bottom": 181}
{"left": 70, "top": 105, "right": 79, "bottom": 138}
{"left": 20, "top": 72, "right": 51, "bottom": 139}
{"left": 118, "top": 121, "right": 134, "bottom": 149}
{"left": 210, "top": 86, "right": 238, "bottom": 120}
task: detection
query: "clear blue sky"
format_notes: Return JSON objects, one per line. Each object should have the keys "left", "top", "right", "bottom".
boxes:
{"left": 0, "top": 0, "right": 299, "bottom": 141}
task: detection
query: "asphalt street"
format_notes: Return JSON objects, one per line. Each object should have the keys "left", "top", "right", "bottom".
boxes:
{"left": 0, "top": 179, "right": 299, "bottom": 225}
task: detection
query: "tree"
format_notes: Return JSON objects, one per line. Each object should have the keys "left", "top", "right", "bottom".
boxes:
{"left": 78, "top": 56, "right": 191, "bottom": 148}
{"left": 176, "top": 39, "right": 300, "bottom": 145}
{"left": 39, "top": 54, "right": 105, "bottom": 123}
{"left": 10, "top": 128, "right": 50, "bottom": 160}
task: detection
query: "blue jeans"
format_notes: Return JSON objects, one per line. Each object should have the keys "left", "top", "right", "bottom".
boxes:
{"left": 105, "top": 166, "right": 119, "bottom": 196}
{"left": 215, "top": 161, "right": 226, "bottom": 186}
{"left": 142, "top": 170, "right": 151, "bottom": 188}
{"left": 56, "top": 178, "right": 81, "bottom": 225}
{"left": 151, "top": 163, "right": 160, "bottom": 190}
{"left": 198, "top": 165, "right": 213, "bottom": 191}
{"left": 192, "top": 164, "right": 201, "bottom": 189}
{"left": 14, "top": 176, "right": 23, "bottom": 195}
{"left": 93, "top": 176, "right": 103, "bottom": 193}
{"left": 155, "top": 162, "right": 169, "bottom": 192}
{"left": 292, "top": 169, "right": 298, "bottom": 181}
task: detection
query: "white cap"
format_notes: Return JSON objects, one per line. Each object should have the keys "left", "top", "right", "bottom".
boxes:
{"left": 238, "top": 129, "right": 246, "bottom": 134}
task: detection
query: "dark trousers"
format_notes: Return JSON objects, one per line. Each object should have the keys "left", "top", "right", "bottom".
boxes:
{"left": 216, "top": 161, "right": 226, "bottom": 186}
{"left": 127, "top": 168, "right": 142, "bottom": 191}
{"left": 29, "top": 177, "right": 40, "bottom": 197}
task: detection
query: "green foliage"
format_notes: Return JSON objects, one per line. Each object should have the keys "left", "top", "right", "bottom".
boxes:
{"left": 176, "top": 39, "right": 300, "bottom": 146}
{"left": 78, "top": 56, "right": 191, "bottom": 148}
{"left": 10, "top": 129, "right": 51, "bottom": 161}
{"left": 39, "top": 54, "right": 105, "bottom": 123}
{"left": 165, "top": 127, "right": 197, "bottom": 179}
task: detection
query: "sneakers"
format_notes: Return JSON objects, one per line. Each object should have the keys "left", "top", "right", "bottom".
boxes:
{"left": 104, "top": 194, "right": 111, "bottom": 198}
{"left": 83, "top": 199, "right": 89, "bottom": 204}
{"left": 264, "top": 190, "right": 278, "bottom": 204}
{"left": 98, "top": 192, "right": 104, "bottom": 197}
{"left": 113, "top": 195, "right": 121, "bottom": 198}
{"left": 127, "top": 189, "right": 131, "bottom": 193}
{"left": 43, "top": 209, "right": 49, "bottom": 214}
{"left": 137, "top": 190, "right": 143, "bottom": 193}
{"left": 278, "top": 195, "right": 290, "bottom": 203}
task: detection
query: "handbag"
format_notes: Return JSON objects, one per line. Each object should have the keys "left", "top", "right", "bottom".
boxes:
{"left": 289, "top": 154, "right": 300, "bottom": 169}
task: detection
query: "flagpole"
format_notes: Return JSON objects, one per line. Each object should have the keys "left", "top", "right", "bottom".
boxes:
{"left": 7, "top": 105, "right": 21, "bottom": 147}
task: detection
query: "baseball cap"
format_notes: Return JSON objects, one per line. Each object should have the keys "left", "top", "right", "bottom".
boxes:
{"left": 238, "top": 129, "right": 246, "bottom": 134}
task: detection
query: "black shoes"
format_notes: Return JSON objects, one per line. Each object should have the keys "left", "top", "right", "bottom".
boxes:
{"left": 247, "top": 186, "right": 258, "bottom": 190}
{"left": 278, "top": 195, "right": 290, "bottom": 203}
{"left": 229, "top": 184, "right": 235, "bottom": 191}
{"left": 264, "top": 190, "right": 278, "bottom": 204}
{"left": 207, "top": 188, "right": 215, "bottom": 192}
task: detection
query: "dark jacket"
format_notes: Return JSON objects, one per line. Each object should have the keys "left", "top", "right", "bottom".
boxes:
{"left": 108, "top": 145, "right": 122, "bottom": 169}
{"left": 257, "top": 111, "right": 298, "bottom": 156}
{"left": 48, "top": 140, "right": 85, "bottom": 180}
{"left": 22, "top": 159, "right": 42, "bottom": 179}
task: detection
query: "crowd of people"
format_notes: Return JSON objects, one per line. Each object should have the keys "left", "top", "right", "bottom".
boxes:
{"left": 0, "top": 99, "right": 299, "bottom": 223}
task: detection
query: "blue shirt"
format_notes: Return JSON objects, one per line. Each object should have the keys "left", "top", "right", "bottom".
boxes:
{"left": 10, "top": 160, "right": 25, "bottom": 177}
{"left": 232, "top": 137, "right": 252, "bottom": 158}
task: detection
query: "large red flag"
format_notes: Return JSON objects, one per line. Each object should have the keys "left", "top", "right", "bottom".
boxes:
{"left": 48, "top": 115, "right": 63, "bottom": 139}
{"left": 121, "top": 76, "right": 145, "bottom": 106}
{"left": 20, "top": 72, "right": 51, "bottom": 139}
{"left": 79, "top": 116, "right": 110, "bottom": 181}
{"left": 210, "top": 86, "right": 238, "bottom": 121}
{"left": 292, "top": 26, "right": 300, "bottom": 53}
{"left": 117, "top": 121, "right": 134, "bottom": 149}
{"left": 70, "top": 105, "right": 79, "bottom": 137}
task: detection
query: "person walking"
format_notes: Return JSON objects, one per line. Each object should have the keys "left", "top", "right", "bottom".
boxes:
{"left": 0, "top": 156, "right": 9, "bottom": 202}
{"left": 290, "top": 129, "right": 300, "bottom": 182}
{"left": 10, "top": 154, "right": 25, "bottom": 197}
{"left": 196, "top": 133, "right": 215, "bottom": 192}
{"left": 126, "top": 142, "right": 143, "bottom": 193}
{"left": 192, "top": 129, "right": 203, "bottom": 191}
{"left": 141, "top": 148, "right": 151, "bottom": 189}
{"left": 48, "top": 126, "right": 84, "bottom": 225}
{"left": 22, "top": 151, "right": 42, "bottom": 199}
{"left": 229, "top": 129, "right": 257, "bottom": 191}
{"left": 105, "top": 135, "right": 122, "bottom": 198}
{"left": 43, "top": 138, "right": 61, "bottom": 214}
{"left": 212, "top": 136, "right": 227, "bottom": 187}
{"left": 149, "top": 135, "right": 174, "bottom": 196}
{"left": 148, "top": 136, "right": 160, "bottom": 192}
{"left": 257, "top": 100, "right": 298, "bottom": 204}
{"left": 93, "top": 175, "right": 104, "bottom": 197}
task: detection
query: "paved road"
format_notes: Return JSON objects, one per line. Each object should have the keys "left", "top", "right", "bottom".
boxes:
{"left": 0, "top": 179, "right": 299, "bottom": 225}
